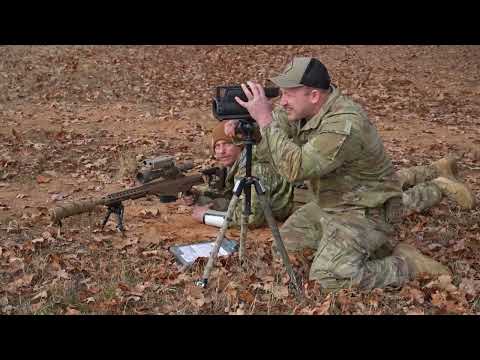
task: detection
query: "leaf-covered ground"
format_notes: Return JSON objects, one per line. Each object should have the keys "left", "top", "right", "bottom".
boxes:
{"left": 0, "top": 45, "right": 479, "bottom": 315}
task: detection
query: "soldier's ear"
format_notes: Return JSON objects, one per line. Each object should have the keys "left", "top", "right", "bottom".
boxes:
{"left": 310, "top": 89, "right": 322, "bottom": 104}
{"left": 312, "top": 88, "right": 329, "bottom": 105}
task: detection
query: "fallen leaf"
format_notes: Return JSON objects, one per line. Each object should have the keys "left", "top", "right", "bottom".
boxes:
{"left": 36, "top": 175, "right": 51, "bottom": 184}
{"left": 55, "top": 269, "right": 71, "bottom": 279}
{"left": 437, "top": 275, "right": 457, "bottom": 293}
{"left": 112, "top": 236, "right": 138, "bottom": 249}
{"left": 185, "top": 283, "right": 206, "bottom": 308}
{"left": 355, "top": 302, "right": 367, "bottom": 313}
{"left": 405, "top": 308, "right": 425, "bottom": 315}
{"left": 33, "top": 143, "right": 47, "bottom": 151}
{"left": 1, "top": 303, "right": 15, "bottom": 314}
{"left": 452, "top": 239, "right": 466, "bottom": 252}
{"left": 87, "top": 287, "right": 101, "bottom": 295}
{"left": 238, "top": 290, "right": 255, "bottom": 303}
{"left": 31, "top": 302, "right": 46, "bottom": 313}
{"left": 431, "top": 291, "right": 447, "bottom": 308}
{"left": 32, "top": 237, "right": 45, "bottom": 244}
{"left": 126, "top": 296, "right": 141, "bottom": 303}
{"left": 6, "top": 273, "right": 34, "bottom": 293}
{"left": 51, "top": 193, "right": 64, "bottom": 202}
{"left": 314, "top": 293, "right": 333, "bottom": 315}
{"left": 118, "top": 283, "right": 130, "bottom": 292}
{"left": 459, "top": 279, "right": 480, "bottom": 297}
{"left": 141, "top": 250, "right": 160, "bottom": 256}
{"left": 32, "top": 290, "right": 48, "bottom": 301}
{"left": 11, "top": 128, "right": 20, "bottom": 140}
{"left": 176, "top": 205, "right": 191, "bottom": 214}
{"left": 92, "top": 234, "right": 111, "bottom": 242}
{"left": 272, "top": 285, "right": 289, "bottom": 300}
{"left": 65, "top": 307, "right": 81, "bottom": 315}
{"left": 7, "top": 258, "right": 25, "bottom": 274}
{"left": 140, "top": 228, "right": 165, "bottom": 245}
{"left": 410, "top": 288, "right": 425, "bottom": 304}
{"left": 129, "top": 284, "right": 147, "bottom": 297}
{"left": 139, "top": 208, "right": 161, "bottom": 217}
{"left": 42, "top": 231, "right": 56, "bottom": 242}
{"left": 44, "top": 170, "right": 58, "bottom": 177}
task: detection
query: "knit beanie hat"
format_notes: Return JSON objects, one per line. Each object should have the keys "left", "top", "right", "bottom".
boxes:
{"left": 211, "top": 122, "right": 232, "bottom": 153}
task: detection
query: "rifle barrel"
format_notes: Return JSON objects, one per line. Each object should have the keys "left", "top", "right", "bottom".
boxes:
{"left": 50, "top": 172, "right": 206, "bottom": 223}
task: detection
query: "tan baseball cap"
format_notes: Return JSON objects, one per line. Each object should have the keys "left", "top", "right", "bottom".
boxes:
{"left": 269, "top": 57, "right": 331, "bottom": 89}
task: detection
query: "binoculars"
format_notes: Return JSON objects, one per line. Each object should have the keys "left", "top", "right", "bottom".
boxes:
{"left": 212, "top": 85, "right": 279, "bottom": 121}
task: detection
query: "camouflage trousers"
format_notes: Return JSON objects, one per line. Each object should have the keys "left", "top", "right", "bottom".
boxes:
{"left": 292, "top": 164, "right": 445, "bottom": 218}
{"left": 279, "top": 202, "right": 410, "bottom": 291}
{"left": 397, "top": 164, "right": 443, "bottom": 214}
{"left": 280, "top": 163, "right": 444, "bottom": 291}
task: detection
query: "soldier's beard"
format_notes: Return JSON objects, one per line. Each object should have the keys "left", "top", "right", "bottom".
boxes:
{"left": 285, "top": 107, "right": 307, "bottom": 122}
{"left": 286, "top": 103, "right": 319, "bottom": 122}
{"left": 285, "top": 107, "right": 298, "bottom": 122}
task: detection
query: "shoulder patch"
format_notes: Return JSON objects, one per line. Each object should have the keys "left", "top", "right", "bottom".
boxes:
{"left": 319, "top": 116, "right": 353, "bottom": 136}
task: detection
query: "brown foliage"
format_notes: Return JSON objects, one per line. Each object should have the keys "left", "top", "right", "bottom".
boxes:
{"left": 0, "top": 45, "right": 479, "bottom": 315}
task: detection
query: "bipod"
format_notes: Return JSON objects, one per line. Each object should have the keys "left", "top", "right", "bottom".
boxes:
{"left": 101, "top": 202, "right": 125, "bottom": 233}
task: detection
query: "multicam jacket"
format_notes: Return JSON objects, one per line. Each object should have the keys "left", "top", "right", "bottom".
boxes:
{"left": 257, "top": 85, "right": 402, "bottom": 211}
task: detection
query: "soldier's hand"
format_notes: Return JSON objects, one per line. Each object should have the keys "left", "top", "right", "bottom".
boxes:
{"left": 180, "top": 189, "right": 200, "bottom": 206}
{"left": 224, "top": 120, "right": 238, "bottom": 138}
{"left": 192, "top": 203, "right": 214, "bottom": 223}
{"left": 235, "top": 81, "right": 273, "bottom": 128}
{"left": 180, "top": 195, "right": 195, "bottom": 206}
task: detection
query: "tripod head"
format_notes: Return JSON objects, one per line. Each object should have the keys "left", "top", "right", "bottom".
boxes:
{"left": 235, "top": 118, "right": 256, "bottom": 145}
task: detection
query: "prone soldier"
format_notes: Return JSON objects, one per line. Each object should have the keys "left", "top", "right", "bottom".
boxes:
{"left": 185, "top": 121, "right": 294, "bottom": 228}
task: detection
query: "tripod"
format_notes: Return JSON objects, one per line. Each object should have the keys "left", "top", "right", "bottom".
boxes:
{"left": 197, "top": 120, "right": 301, "bottom": 295}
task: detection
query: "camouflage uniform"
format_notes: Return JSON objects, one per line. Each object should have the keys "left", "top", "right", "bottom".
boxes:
{"left": 396, "top": 166, "right": 444, "bottom": 214}
{"left": 294, "top": 162, "right": 458, "bottom": 217}
{"left": 197, "top": 147, "right": 294, "bottom": 228}
{"left": 259, "top": 85, "right": 411, "bottom": 291}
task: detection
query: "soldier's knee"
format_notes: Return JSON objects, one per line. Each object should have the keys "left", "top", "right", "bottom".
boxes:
{"left": 309, "top": 252, "right": 363, "bottom": 289}
{"left": 309, "top": 269, "right": 356, "bottom": 291}
{"left": 278, "top": 229, "right": 306, "bottom": 251}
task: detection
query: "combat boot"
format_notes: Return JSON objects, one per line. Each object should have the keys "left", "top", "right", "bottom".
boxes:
{"left": 393, "top": 243, "right": 451, "bottom": 278}
{"left": 432, "top": 156, "right": 458, "bottom": 180}
{"left": 432, "top": 177, "right": 476, "bottom": 209}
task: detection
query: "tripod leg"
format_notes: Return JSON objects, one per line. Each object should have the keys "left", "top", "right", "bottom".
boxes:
{"left": 240, "top": 173, "right": 253, "bottom": 264}
{"left": 198, "top": 193, "right": 241, "bottom": 288}
{"left": 239, "top": 205, "right": 249, "bottom": 263}
{"left": 253, "top": 181, "right": 302, "bottom": 295}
